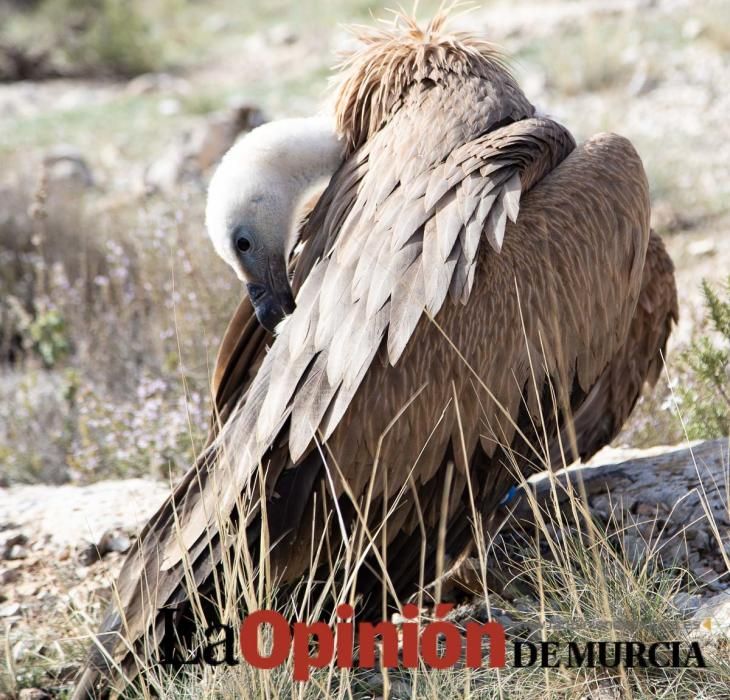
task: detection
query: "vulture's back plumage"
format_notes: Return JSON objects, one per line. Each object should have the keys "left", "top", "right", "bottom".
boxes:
{"left": 73, "top": 12, "right": 677, "bottom": 698}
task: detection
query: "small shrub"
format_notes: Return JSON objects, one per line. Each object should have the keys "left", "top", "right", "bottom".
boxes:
{"left": 67, "top": 371, "right": 208, "bottom": 481}
{"left": 27, "top": 307, "right": 71, "bottom": 367}
{"left": 677, "top": 277, "right": 730, "bottom": 439}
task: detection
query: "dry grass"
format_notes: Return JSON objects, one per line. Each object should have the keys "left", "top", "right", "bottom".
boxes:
{"left": 86, "top": 460, "right": 730, "bottom": 698}
{"left": 59, "top": 342, "right": 730, "bottom": 699}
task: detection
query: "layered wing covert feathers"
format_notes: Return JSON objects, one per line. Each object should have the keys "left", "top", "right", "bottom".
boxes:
{"left": 163, "top": 114, "right": 577, "bottom": 570}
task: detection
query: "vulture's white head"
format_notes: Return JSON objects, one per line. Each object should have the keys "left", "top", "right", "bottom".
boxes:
{"left": 206, "top": 116, "right": 344, "bottom": 331}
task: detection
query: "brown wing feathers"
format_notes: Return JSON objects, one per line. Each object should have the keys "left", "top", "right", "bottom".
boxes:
{"left": 549, "top": 231, "right": 679, "bottom": 465}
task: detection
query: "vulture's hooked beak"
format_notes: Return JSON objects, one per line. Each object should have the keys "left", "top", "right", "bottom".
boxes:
{"left": 246, "top": 254, "right": 296, "bottom": 332}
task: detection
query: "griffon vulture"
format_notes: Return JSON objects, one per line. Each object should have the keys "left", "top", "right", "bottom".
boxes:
{"left": 73, "top": 12, "right": 678, "bottom": 697}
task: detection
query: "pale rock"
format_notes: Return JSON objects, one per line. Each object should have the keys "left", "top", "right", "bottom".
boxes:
{"left": 691, "top": 590, "right": 730, "bottom": 637}
{"left": 682, "top": 18, "right": 704, "bottom": 40}
{"left": 78, "top": 529, "right": 131, "bottom": 566}
{"left": 0, "top": 602, "right": 21, "bottom": 617}
{"left": 6, "top": 544, "right": 28, "bottom": 560}
{"left": 687, "top": 238, "right": 716, "bottom": 257}
{"left": 18, "top": 690, "right": 51, "bottom": 700}
{"left": 158, "top": 97, "right": 181, "bottom": 116}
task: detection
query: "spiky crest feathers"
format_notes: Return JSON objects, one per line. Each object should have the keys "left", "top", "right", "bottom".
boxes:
{"left": 333, "top": 8, "right": 511, "bottom": 150}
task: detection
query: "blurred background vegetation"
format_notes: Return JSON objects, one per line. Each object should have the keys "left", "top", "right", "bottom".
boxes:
{"left": 0, "top": 0, "right": 728, "bottom": 485}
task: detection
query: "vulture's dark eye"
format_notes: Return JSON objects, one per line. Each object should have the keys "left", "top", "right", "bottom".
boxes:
{"left": 236, "top": 236, "right": 252, "bottom": 253}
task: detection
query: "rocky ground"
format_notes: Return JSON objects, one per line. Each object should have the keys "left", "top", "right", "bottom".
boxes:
{"left": 487, "top": 438, "right": 730, "bottom": 608}
{"left": 1, "top": 440, "right": 729, "bottom": 696}
{"left": 0, "top": 480, "right": 169, "bottom": 696}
